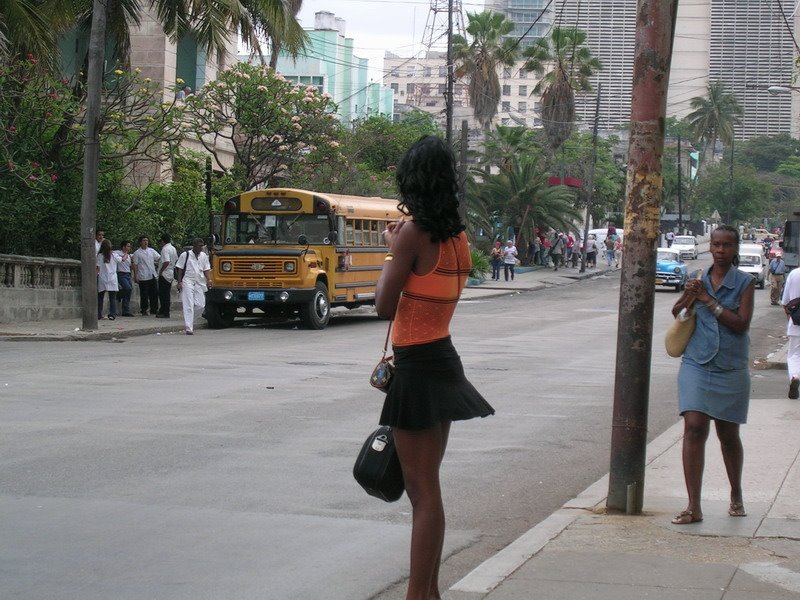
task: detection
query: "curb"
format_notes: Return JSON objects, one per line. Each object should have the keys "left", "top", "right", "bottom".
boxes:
{"left": 0, "top": 324, "right": 203, "bottom": 342}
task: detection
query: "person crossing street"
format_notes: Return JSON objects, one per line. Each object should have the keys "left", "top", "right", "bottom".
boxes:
{"left": 175, "top": 239, "right": 212, "bottom": 335}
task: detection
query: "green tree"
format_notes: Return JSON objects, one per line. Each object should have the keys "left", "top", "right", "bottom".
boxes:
{"left": 183, "top": 62, "right": 343, "bottom": 189}
{"left": 0, "top": 0, "right": 73, "bottom": 71}
{"left": 346, "top": 112, "right": 438, "bottom": 172}
{"left": 452, "top": 11, "right": 519, "bottom": 132}
{"left": 690, "top": 163, "right": 770, "bottom": 224}
{"left": 522, "top": 27, "right": 602, "bottom": 153}
{"left": 479, "top": 125, "right": 543, "bottom": 173}
{"left": 739, "top": 134, "right": 800, "bottom": 172}
{"left": 471, "top": 155, "right": 580, "bottom": 251}
{"left": 686, "top": 81, "right": 743, "bottom": 168}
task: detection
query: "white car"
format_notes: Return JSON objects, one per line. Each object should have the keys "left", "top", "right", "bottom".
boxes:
{"left": 737, "top": 251, "right": 767, "bottom": 289}
{"left": 671, "top": 235, "right": 698, "bottom": 260}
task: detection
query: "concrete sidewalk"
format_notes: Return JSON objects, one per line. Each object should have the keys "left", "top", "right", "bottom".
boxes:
{"left": 0, "top": 262, "right": 618, "bottom": 341}
{"left": 445, "top": 355, "right": 800, "bottom": 599}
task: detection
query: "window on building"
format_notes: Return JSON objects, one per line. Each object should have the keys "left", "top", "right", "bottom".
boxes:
{"left": 423, "top": 67, "right": 432, "bottom": 77}
{"left": 438, "top": 65, "right": 447, "bottom": 77}
{"left": 518, "top": 101, "right": 527, "bottom": 112}
{"left": 426, "top": 100, "right": 437, "bottom": 107}
{"left": 519, "top": 69, "right": 527, "bottom": 79}
{"left": 406, "top": 66, "right": 415, "bottom": 77}
{"left": 438, "top": 83, "right": 446, "bottom": 95}
{"left": 176, "top": 33, "right": 199, "bottom": 93}
{"left": 502, "top": 85, "right": 511, "bottom": 96}
{"left": 406, "top": 83, "right": 415, "bottom": 95}
{"left": 503, "top": 67, "right": 512, "bottom": 78}
{"left": 519, "top": 85, "right": 527, "bottom": 96}
{"left": 501, "top": 101, "right": 510, "bottom": 112}
{"left": 390, "top": 67, "right": 399, "bottom": 77}
{"left": 502, "top": 118, "right": 510, "bottom": 125}
{"left": 391, "top": 83, "right": 399, "bottom": 92}
{"left": 421, "top": 84, "right": 431, "bottom": 95}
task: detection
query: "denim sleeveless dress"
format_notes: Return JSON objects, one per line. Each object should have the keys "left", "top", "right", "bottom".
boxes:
{"left": 678, "top": 265, "right": 753, "bottom": 424}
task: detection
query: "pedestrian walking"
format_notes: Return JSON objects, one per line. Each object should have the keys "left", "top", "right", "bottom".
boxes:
{"left": 613, "top": 236, "right": 623, "bottom": 268}
{"left": 550, "top": 232, "right": 564, "bottom": 271}
{"left": 132, "top": 236, "right": 160, "bottom": 316}
{"left": 670, "top": 225, "right": 754, "bottom": 525}
{"left": 489, "top": 241, "right": 503, "bottom": 281}
{"left": 769, "top": 254, "right": 786, "bottom": 305}
{"left": 585, "top": 234, "right": 597, "bottom": 268}
{"left": 502, "top": 239, "right": 518, "bottom": 281}
{"left": 156, "top": 234, "right": 178, "bottom": 318}
{"left": 603, "top": 233, "right": 616, "bottom": 266}
{"left": 114, "top": 240, "right": 134, "bottom": 316}
{"left": 375, "top": 135, "right": 494, "bottom": 600}
{"left": 781, "top": 266, "right": 800, "bottom": 399}
{"left": 96, "top": 239, "right": 120, "bottom": 320}
{"left": 175, "top": 239, "right": 212, "bottom": 335}
{"left": 666, "top": 230, "right": 675, "bottom": 247}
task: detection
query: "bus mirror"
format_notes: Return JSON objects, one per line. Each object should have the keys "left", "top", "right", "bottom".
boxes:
{"left": 298, "top": 234, "right": 308, "bottom": 246}
{"left": 327, "top": 231, "right": 338, "bottom": 244}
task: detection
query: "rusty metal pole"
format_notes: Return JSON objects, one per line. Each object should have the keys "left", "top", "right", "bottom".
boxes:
{"left": 607, "top": 0, "right": 679, "bottom": 514}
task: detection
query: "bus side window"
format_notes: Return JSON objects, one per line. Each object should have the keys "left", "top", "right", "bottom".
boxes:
{"left": 346, "top": 221, "right": 355, "bottom": 245}
{"left": 370, "top": 221, "right": 379, "bottom": 245}
{"left": 354, "top": 220, "right": 363, "bottom": 245}
{"left": 378, "top": 221, "right": 386, "bottom": 245}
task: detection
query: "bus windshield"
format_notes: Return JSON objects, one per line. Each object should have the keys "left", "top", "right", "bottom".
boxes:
{"left": 223, "top": 213, "right": 333, "bottom": 245}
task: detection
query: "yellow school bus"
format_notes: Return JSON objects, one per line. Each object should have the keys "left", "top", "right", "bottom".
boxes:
{"left": 206, "top": 188, "right": 402, "bottom": 329}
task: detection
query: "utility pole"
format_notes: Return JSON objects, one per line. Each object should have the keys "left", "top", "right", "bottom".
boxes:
{"left": 677, "top": 136, "right": 683, "bottom": 233}
{"left": 728, "top": 134, "right": 735, "bottom": 224}
{"left": 458, "top": 120, "right": 468, "bottom": 225}
{"left": 445, "top": 0, "right": 454, "bottom": 145}
{"left": 607, "top": 0, "right": 678, "bottom": 514}
{"left": 580, "top": 84, "right": 601, "bottom": 274}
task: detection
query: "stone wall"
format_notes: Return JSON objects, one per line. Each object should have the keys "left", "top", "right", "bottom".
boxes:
{"left": 0, "top": 254, "right": 82, "bottom": 322}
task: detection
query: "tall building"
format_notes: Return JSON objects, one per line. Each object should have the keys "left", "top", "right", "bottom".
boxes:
{"left": 269, "top": 12, "right": 393, "bottom": 126}
{"left": 555, "top": 0, "right": 800, "bottom": 140}
{"left": 484, "top": 0, "right": 556, "bottom": 49}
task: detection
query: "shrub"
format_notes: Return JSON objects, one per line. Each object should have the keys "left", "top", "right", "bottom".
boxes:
{"left": 469, "top": 248, "right": 491, "bottom": 280}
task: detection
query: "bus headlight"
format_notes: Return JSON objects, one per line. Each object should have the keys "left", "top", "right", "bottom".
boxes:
{"left": 284, "top": 261, "right": 296, "bottom": 273}
{"left": 221, "top": 261, "right": 232, "bottom": 272}
{"left": 223, "top": 291, "right": 234, "bottom": 301}
{"left": 279, "top": 291, "right": 289, "bottom": 301}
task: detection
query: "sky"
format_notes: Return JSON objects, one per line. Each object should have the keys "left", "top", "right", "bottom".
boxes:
{"left": 296, "top": 0, "right": 486, "bottom": 81}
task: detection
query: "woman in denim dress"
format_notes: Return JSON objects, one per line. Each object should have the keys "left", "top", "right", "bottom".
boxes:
{"left": 670, "top": 225, "right": 754, "bottom": 524}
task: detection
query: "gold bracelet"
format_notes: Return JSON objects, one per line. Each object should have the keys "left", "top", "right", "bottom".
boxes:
{"left": 384, "top": 253, "right": 394, "bottom": 261}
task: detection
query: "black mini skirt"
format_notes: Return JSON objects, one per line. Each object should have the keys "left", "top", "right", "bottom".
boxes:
{"left": 379, "top": 336, "right": 495, "bottom": 431}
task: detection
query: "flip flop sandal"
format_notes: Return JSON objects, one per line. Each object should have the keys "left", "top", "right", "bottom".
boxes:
{"left": 728, "top": 502, "right": 747, "bottom": 517}
{"left": 671, "top": 510, "right": 703, "bottom": 525}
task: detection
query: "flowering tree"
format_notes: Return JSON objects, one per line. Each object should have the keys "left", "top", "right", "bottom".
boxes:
{"left": 0, "top": 54, "right": 185, "bottom": 190}
{"left": 182, "top": 62, "right": 343, "bottom": 189}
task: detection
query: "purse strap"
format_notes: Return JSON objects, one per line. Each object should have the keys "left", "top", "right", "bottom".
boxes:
{"left": 381, "top": 319, "right": 393, "bottom": 358}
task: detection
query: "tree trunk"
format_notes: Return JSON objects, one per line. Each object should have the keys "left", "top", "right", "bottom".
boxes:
{"left": 80, "top": 0, "right": 108, "bottom": 330}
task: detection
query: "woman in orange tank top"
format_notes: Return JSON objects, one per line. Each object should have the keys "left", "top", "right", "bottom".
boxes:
{"left": 375, "top": 136, "right": 494, "bottom": 600}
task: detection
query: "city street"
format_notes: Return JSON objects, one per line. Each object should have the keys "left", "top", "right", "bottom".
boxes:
{"left": 0, "top": 256, "right": 790, "bottom": 600}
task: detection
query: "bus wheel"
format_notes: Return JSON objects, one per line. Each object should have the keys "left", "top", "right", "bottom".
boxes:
{"left": 300, "top": 282, "right": 330, "bottom": 329}
{"left": 205, "top": 301, "right": 235, "bottom": 329}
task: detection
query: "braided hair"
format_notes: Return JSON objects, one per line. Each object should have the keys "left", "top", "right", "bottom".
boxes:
{"left": 395, "top": 136, "right": 465, "bottom": 243}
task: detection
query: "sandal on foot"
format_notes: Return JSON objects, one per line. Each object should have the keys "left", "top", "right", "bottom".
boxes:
{"left": 671, "top": 510, "right": 703, "bottom": 525}
{"left": 728, "top": 502, "right": 747, "bottom": 517}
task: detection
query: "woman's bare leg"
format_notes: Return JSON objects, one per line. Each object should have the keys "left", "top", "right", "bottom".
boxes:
{"left": 394, "top": 423, "right": 450, "bottom": 600}
{"left": 714, "top": 420, "right": 744, "bottom": 506}
{"left": 681, "top": 411, "right": 711, "bottom": 517}
{"left": 428, "top": 422, "right": 451, "bottom": 600}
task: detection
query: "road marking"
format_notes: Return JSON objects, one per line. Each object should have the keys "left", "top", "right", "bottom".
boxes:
{"left": 739, "top": 562, "right": 800, "bottom": 593}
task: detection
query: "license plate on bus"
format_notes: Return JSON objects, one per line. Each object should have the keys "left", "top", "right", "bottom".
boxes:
{"left": 248, "top": 291, "right": 265, "bottom": 301}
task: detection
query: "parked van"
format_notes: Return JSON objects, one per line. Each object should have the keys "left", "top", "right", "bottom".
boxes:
{"left": 737, "top": 249, "right": 767, "bottom": 289}
{"left": 672, "top": 235, "right": 698, "bottom": 260}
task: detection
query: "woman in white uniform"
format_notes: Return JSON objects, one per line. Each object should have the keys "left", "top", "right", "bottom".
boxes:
{"left": 97, "top": 239, "right": 121, "bottom": 320}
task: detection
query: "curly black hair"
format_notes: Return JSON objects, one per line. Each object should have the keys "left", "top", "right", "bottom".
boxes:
{"left": 714, "top": 224, "right": 740, "bottom": 266}
{"left": 395, "top": 135, "right": 465, "bottom": 242}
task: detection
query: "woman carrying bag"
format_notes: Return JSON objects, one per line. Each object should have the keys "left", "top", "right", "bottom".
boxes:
{"left": 670, "top": 225, "right": 754, "bottom": 525}
{"left": 375, "top": 136, "right": 494, "bottom": 600}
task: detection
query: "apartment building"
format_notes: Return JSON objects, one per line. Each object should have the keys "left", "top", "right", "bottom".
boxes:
{"left": 270, "top": 12, "right": 393, "bottom": 126}
{"left": 556, "top": 0, "right": 800, "bottom": 140}
{"left": 383, "top": 51, "right": 542, "bottom": 134}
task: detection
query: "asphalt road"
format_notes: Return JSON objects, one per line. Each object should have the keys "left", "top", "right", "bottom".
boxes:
{"left": 0, "top": 254, "right": 789, "bottom": 600}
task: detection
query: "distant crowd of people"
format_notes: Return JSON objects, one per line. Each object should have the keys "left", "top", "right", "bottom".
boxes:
{"left": 489, "top": 226, "right": 622, "bottom": 279}
{"left": 94, "top": 229, "right": 212, "bottom": 334}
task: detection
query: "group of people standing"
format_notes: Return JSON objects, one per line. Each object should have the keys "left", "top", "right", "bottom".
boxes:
{"left": 94, "top": 230, "right": 212, "bottom": 334}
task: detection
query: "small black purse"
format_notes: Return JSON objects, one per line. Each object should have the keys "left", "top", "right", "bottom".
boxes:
{"left": 369, "top": 320, "right": 394, "bottom": 392}
{"left": 353, "top": 425, "right": 404, "bottom": 502}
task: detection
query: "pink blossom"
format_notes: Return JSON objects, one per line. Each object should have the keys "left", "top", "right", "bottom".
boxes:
{"left": 28, "top": 175, "right": 38, "bottom": 181}
{"left": 50, "top": 173, "right": 59, "bottom": 181}
{"left": 31, "top": 162, "right": 40, "bottom": 167}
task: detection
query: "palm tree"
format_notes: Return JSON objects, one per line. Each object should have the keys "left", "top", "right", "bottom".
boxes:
{"left": 522, "top": 27, "right": 602, "bottom": 154}
{"left": 480, "top": 124, "right": 543, "bottom": 173}
{"left": 686, "top": 81, "right": 743, "bottom": 168}
{"left": 452, "top": 11, "right": 519, "bottom": 132}
{"left": 475, "top": 156, "right": 580, "bottom": 251}
{"left": 0, "top": 0, "right": 74, "bottom": 71}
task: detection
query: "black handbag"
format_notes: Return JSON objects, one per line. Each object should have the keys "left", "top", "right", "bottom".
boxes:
{"left": 787, "top": 297, "right": 800, "bottom": 326}
{"left": 353, "top": 425, "right": 405, "bottom": 502}
{"left": 369, "top": 320, "right": 394, "bottom": 392}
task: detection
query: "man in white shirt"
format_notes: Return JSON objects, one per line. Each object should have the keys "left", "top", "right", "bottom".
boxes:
{"left": 156, "top": 234, "right": 179, "bottom": 318}
{"left": 113, "top": 240, "right": 134, "bottom": 316}
{"left": 132, "top": 236, "right": 160, "bottom": 316}
{"left": 175, "top": 238, "right": 212, "bottom": 335}
{"left": 781, "top": 267, "right": 800, "bottom": 399}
